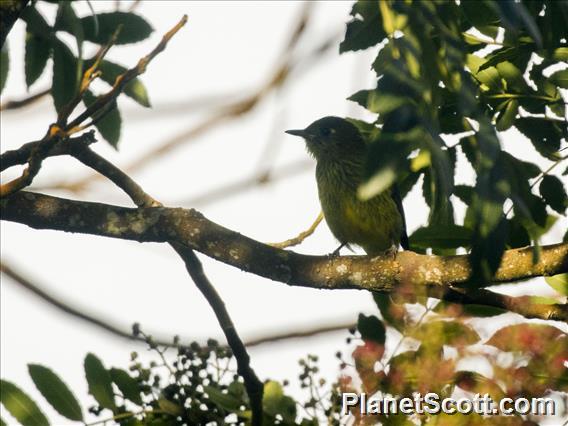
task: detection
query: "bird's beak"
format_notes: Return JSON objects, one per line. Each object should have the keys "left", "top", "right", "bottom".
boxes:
{"left": 285, "top": 129, "right": 308, "bottom": 138}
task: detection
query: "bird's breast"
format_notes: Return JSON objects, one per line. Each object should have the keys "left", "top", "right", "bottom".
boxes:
{"left": 315, "top": 160, "right": 402, "bottom": 253}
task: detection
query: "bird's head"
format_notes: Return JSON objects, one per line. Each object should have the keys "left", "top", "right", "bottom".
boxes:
{"left": 285, "top": 116, "right": 365, "bottom": 161}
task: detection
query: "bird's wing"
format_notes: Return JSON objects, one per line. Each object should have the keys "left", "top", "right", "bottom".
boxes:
{"left": 391, "top": 185, "right": 409, "bottom": 250}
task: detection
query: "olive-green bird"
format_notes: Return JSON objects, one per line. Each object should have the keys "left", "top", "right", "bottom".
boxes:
{"left": 286, "top": 116, "right": 409, "bottom": 255}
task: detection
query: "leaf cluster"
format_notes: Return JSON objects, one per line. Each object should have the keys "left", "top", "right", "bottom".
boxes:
{"left": 0, "top": 329, "right": 340, "bottom": 425}
{"left": 336, "top": 294, "right": 568, "bottom": 425}
{"left": 341, "top": 0, "right": 567, "bottom": 281}
{"left": 1, "top": 0, "right": 153, "bottom": 147}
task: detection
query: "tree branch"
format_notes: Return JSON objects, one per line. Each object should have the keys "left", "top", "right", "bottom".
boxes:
{"left": 3, "top": 191, "right": 567, "bottom": 318}
{"left": 0, "top": 261, "right": 177, "bottom": 346}
{"left": 172, "top": 245, "right": 264, "bottom": 425}
{"left": 0, "top": 88, "right": 50, "bottom": 111}
{"left": 1, "top": 131, "right": 97, "bottom": 172}
{"left": 2, "top": 259, "right": 354, "bottom": 351}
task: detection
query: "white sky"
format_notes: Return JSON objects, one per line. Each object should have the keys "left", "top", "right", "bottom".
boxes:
{"left": 1, "top": 1, "right": 567, "bottom": 425}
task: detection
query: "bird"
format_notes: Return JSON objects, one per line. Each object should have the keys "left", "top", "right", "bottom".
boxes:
{"left": 285, "top": 116, "right": 409, "bottom": 256}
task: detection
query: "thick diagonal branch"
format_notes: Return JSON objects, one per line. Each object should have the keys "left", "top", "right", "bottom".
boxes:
{"left": 3, "top": 191, "right": 567, "bottom": 321}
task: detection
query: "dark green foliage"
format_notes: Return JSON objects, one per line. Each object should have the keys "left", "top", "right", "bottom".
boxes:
{"left": 339, "top": 1, "right": 386, "bottom": 53}
{"left": 84, "top": 353, "right": 116, "bottom": 412}
{"left": 96, "top": 60, "right": 151, "bottom": 107}
{"left": 51, "top": 40, "right": 78, "bottom": 114}
{"left": 2, "top": 331, "right": 341, "bottom": 425}
{"left": 12, "top": 0, "right": 152, "bottom": 147}
{"left": 0, "top": 380, "right": 49, "bottom": 426}
{"left": 357, "top": 314, "right": 386, "bottom": 345}
{"left": 409, "top": 224, "right": 472, "bottom": 250}
{"left": 109, "top": 368, "right": 143, "bottom": 406}
{"left": 24, "top": 32, "right": 51, "bottom": 87}
{"left": 66, "top": 12, "right": 153, "bottom": 45}
{"left": 28, "top": 365, "right": 83, "bottom": 421}
{"left": 340, "top": 0, "right": 567, "bottom": 283}
{"left": 83, "top": 90, "right": 122, "bottom": 148}
{"left": 539, "top": 175, "right": 567, "bottom": 214}
{"left": 0, "top": 43, "right": 8, "bottom": 94}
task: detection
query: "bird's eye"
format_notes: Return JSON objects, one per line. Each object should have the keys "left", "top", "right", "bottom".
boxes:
{"left": 320, "top": 127, "right": 331, "bottom": 137}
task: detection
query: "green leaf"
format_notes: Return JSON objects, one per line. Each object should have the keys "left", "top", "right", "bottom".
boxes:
{"left": 97, "top": 60, "right": 150, "bottom": 107}
{"left": 340, "top": 1, "right": 386, "bottom": 53}
{"left": 156, "top": 398, "right": 182, "bottom": 416}
{"left": 515, "top": 117, "right": 562, "bottom": 160}
{"left": 495, "top": 99, "right": 518, "bottom": 131}
{"left": 77, "top": 12, "right": 153, "bottom": 45}
{"left": 357, "top": 314, "right": 386, "bottom": 345}
{"left": 409, "top": 224, "right": 472, "bottom": 249}
{"left": 24, "top": 31, "right": 51, "bottom": 88}
{"left": 348, "top": 89, "right": 410, "bottom": 115}
{"left": 459, "top": 0, "right": 500, "bottom": 27}
{"left": 28, "top": 364, "right": 83, "bottom": 421}
{"left": 55, "top": 2, "right": 83, "bottom": 87}
{"left": 0, "top": 380, "right": 49, "bottom": 426}
{"left": 545, "top": 273, "right": 568, "bottom": 296}
{"left": 84, "top": 353, "right": 116, "bottom": 412}
{"left": 83, "top": 90, "right": 122, "bottom": 148}
{"left": 552, "top": 48, "right": 568, "bottom": 61}
{"left": 52, "top": 41, "right": 78, "bottom": 114}
{"left": 549, "top": 68, "right": 568, "bottom": 89}
{"left": 0, "top": 43, "right": 8, "bottom": 94}
{"left": 204, "top": 386, "right": 242, "bottom": 412}
{"left": 539, "top": 175, "right": 567, "bottom": 214}
{"left": 495, "top": 61, "right": 528, "bottom": 91}
{"left": 109, "top": 368, "right": 142, "bottom": 406}
{"left": 360, "top": 127, "right": 418, "bottom": 200}
{"left": 413, "top": 321, "right": 480, "bottom": 347}
{"left": 466, "top": 54, "right": 502, "bottom": 91}
{"left": 20, "top": 7, "right": 53, "bottom": 39}
{"left": 486, "top": 324, "right": 564, "bottom": 353}
{"left": 506, "top": 216, "right": 530, "bottom": 248}
{"left": 263, "top": 381, "right": 296, "bottom": 422}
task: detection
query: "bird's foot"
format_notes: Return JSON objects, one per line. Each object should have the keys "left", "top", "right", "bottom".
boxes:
{"left": 385, "top": 245, "right": 399, "bottom": 260}
{"left": 369, "top": 245, "right": 400, "bottom": 260}
{"left": 328, "top": 243, "right": 347, "bottom": 258}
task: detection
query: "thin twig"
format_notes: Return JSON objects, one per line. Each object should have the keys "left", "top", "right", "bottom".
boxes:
{"left": 0, "top": 16, "right": 188, "bottom": 198}
{"left": 68, "top": 145, "right": 161, "bottom": 208}
{"left": 66, "top": 15, "right": 188, "bottom": 132}
{"left": 1, "top": 259, "right": 356, "bottom": 350}
{"left": 1, "top": 131, "right": 97, "bottom": 172}
{"left": 504, "top": 154, "right": 568, "bottom": 218}
{"left": 0, "top": 261, "right": 174, "bottom": 347}
{"left": 270, "top": 211, "right": 324, "bottom": 249}
{"left": 0, "top": 89, "right": 50, "bottom": 111}
{"left": 245, "top": 320, "right": 355, "bottom": 347}
{"left": 54, "top": 28, "right": 337, "bottom": 193}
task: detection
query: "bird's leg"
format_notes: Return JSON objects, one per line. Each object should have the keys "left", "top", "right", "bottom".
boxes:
{"left": 329, "top": 242, "right": 347, "bottom": 257}
{"left": 385, "top": 244, "right": 399, "bottom": 260}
